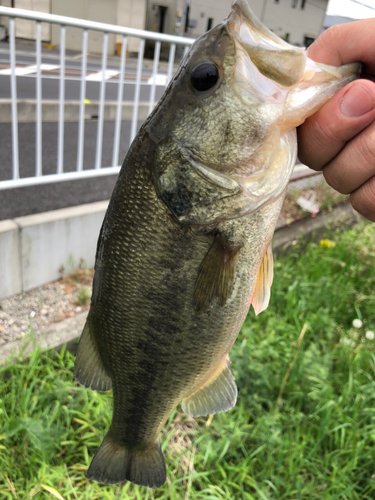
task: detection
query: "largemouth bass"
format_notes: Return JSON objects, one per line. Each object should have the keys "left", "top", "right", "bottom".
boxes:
{"left": 74, "top": 0, "right": 360, "bottom": 488}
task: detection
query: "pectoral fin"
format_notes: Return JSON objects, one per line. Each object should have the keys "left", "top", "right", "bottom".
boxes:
{"left": 74, "top": 319, "right": 112, "bottom": 392}
{"left": 251, "top": 244, "right": 274, "bottom": 315}
{"left": 181, "top": 357, "right": 237, "bottom": 417}
{"left": 194, "top": 234, "right": 243, "bottom": 313}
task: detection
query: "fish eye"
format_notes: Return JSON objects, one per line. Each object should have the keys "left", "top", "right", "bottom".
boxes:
{"left": 190, "top": 61, "right": 219, "bottom": 92}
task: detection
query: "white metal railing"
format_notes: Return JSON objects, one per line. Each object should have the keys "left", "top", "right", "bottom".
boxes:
{"left": 0, "top": 7, "right": 195, "bottom": 189}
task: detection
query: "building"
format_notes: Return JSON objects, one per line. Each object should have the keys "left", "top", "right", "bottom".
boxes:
{"left": 0, "top": 0, "right": 328, "bottom": 54}
{"left": 0, "top": 0, "right": 146, "bottom": 54}
{"left": 169, "top": 0, "right": 328, "bottom": 46}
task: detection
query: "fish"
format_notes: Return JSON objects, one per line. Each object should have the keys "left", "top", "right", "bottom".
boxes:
{"left": 74, "top": 0, "right": 360, "bottom": 489}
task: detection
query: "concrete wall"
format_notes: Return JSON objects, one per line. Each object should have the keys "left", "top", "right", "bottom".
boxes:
{"left": 0, "top": 201, "right": 108, "bottom": 299}
{"left": 0, "top": 220, "right": 22, "bottom": 298}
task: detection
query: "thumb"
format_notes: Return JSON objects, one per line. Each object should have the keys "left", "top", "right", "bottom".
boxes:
{"left": 297, "top": 79, "right": 375, "bottom": 171}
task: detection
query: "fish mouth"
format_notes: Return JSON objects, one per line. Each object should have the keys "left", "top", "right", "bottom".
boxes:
{"left": 226, "top": 0, "right": 361, "bottom": 103}
{"left": 227, "top": 0, "right": 306, "bottom": 89}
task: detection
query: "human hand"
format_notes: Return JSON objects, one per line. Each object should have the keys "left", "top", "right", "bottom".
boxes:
{"left": 297, "top": 19, "right": 375, "bottom": 222}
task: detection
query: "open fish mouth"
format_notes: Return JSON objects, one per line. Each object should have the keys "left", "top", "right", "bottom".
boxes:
{"left": 226, "top": 0, "right": 361, "bottom": 108}
{"left": 228, "top": 0, "right": 306, "bottom": 88}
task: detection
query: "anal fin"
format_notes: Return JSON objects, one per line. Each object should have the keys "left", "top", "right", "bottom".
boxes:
{"left": 181, "top": 358, "right": 237, "bottom": 417}
{"left": 74, "top": 319, "right": 112, "bottom": 392}
{"left": 251, "top": 243, "right": 274, "bottom": 316}
{"left": 194, "top": 234, "right": 243, "bottom": 313}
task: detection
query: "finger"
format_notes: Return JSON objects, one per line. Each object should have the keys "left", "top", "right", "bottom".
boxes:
{"left": 350, "top": 176, "right": 375, "bottom": 222}
{"left": 322, "top": 118, "right": 375, "bottom": 194}
{"left": 297, "top": 79, "right": 375, "bottom": 170}
{"left": 307, "top": 20, "right": 375, "bottom": 74}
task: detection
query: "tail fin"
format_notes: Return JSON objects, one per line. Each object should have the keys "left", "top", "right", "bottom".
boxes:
{"left": 87, "top": 433, "right": 166, "bottom": 488}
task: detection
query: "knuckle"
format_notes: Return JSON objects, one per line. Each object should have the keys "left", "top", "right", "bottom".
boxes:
{"left": 319, "top": 26, "right": 338, "bottom": 50}
{"left": 356, "top": 129, "right": 375, "bottom": 167}
{"left": 310, "top": 26, "right": 342, "bottom": 64}
{"left": 314, "top": 116, "right": 342, "bottom": 146}
{"left": 323, "top": 165, "right": 351, "bottom": 194}
{"left": 350, "top": 176, "right": 375, "bottom": 222}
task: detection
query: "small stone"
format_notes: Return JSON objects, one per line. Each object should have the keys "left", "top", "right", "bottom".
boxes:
{"left": 75, "top": 306, "right": 82, "bottom": 313}
{"left": 29, "top": 311, "right": 36, "bottom": 318}
{"left": 8, "top": 319, "right": 15, "bottom": 326}
{"left": 40, "top": 309, "right": 48, "bottom": 315}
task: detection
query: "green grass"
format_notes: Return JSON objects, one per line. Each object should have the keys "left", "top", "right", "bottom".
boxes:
{"left": 1, "top": 221, "right": 375, "bottom": 499}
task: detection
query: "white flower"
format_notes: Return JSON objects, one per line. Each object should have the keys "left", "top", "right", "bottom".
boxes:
{"left": 366, "top": 331, "right": 375, "bottom": 340}
{"left": 352, "top": 319, "right": 363, "bottom": 329}
{"left": 342, "top": 337, "right": 352, "bottom": 345}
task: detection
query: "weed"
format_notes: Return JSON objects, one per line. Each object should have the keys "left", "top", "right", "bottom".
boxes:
{"left": 0, "top": 221, "right": 374, "bottom": 499}
{"left": 75, "top": 288, "right": 91, "bottom": 307}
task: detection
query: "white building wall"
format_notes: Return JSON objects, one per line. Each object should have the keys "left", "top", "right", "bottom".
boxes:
{"left": 51, "top": 0, "right": 86, "bottom": 53}
{"left": 178, "top": 0, "right": 327, "bottom": 47}
{"left": 51, "top": 0, "right": 119, "bottom": 54}
{"left": 1, "top": 0, "right": 147, "bottom": 54}
{"left": 263, "top": 0, "right": 327, "bottom": 46}
{"left": 14, "top": 0, "right": 50, "bottom": 40}
{"left": 0, "top": 0, "right": 12, "bottom": 34}
{"left": 188, "top": 0, "right": 263, "bottom": 37}
{"left": 145, "top": 0, "right": 177, "bottom": 35}
{"left": 118, "top": 0, "right": 147, "bottom": 53}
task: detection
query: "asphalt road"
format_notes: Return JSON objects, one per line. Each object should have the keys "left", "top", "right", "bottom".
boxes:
{"left": 0, "top": 41, "right": 171, "bottom": 220}
{"left": 0, "top": 73, "right": 166, "bottom": 101}
{"left": 0, "top": 119, "right": 141, "bottom": 220}
{"left": 0, "top": 40, "right": 174, "bottom": 101}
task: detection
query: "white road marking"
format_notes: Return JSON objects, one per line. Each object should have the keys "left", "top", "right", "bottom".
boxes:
{"left": 0, "top": 63, "right": 59, "bottom": 76}
{"left": 28, "top": 64, "right": 60, "bottom": 71}
{"left": 147, "top": 74, "right": 168, "bottom": 86}
{"left": 86, "top": 70, "right": 120, "bottom": 81}
{"left": 0, "top": 66, "right": 35, "bottom": 76}
{"left": 0, "top": 64, "right": 167, "bottom": 88}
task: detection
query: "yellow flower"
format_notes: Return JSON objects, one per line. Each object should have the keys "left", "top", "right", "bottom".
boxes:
{"left": 319, "top": 239, "right": 336, "bottom": 249}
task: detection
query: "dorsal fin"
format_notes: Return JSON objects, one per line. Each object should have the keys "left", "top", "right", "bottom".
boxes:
{"left": 251, "top": 244, "right": 274, "bottom": 316}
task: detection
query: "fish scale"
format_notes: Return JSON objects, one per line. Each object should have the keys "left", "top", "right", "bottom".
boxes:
{"left": 74, "top": 0, "right": 360, "bottom": 488}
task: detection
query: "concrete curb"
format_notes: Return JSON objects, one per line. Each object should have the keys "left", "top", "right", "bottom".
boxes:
{"left": 0, "top": 201, "right": 109, "bottom": 298}
{"left": 0, "top": 202, "right": 360, "bottom": 366}
{"left": 0, "top": 99, "right": 151, "bottom": 123}
{"left": 272, "top": 202, "right": 360, "bottom": 253}
{"left": 0, "top": 311, "right": 86, "bottom": 365}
